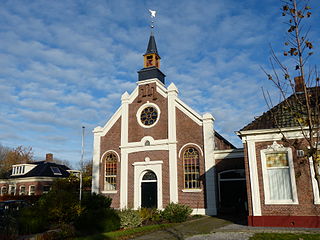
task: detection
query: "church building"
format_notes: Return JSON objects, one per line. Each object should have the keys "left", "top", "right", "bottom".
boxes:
{"left": 91, "top": 31, "right": 245, "bottom": 215}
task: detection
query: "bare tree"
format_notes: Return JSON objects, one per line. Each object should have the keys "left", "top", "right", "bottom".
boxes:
{"left": 0, "top": 145, "right": 34, "bottom": 178}
{"left": 262, "top": 0, "right": 320, "bottom": 192}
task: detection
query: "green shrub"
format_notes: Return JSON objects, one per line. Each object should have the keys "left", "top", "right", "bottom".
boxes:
{"left": 162, "top": 203, "right": 192, "bottom": 223}
{"left": 139, "top": 208, "right": 162, "bottom": 224}
{"left": 75, "top": 208, "right": 120, "bottom": 235}
{"left": 0, "top": 214, "right": 18, "bottom": 240}
{"left": 81, "top": 192, "right": 112, "bottom": 210}
{"left": 18, "top": 205, "right": 48, "bottom": 234}
{"left": 75, "top": 193, "right": 119, "bottom": 235}
{"left": 118, "top": 209, "right": 142, "bottom": 229}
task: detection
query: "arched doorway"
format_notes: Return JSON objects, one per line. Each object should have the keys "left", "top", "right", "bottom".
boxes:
{"left": 141, "top": 171, "right": 157, "bottom": 208}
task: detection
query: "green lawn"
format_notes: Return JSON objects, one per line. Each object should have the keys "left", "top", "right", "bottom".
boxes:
{"left": 75, "top": 223, "right": 173, "bottom": 240}
{"left": 250, "top": 233, "right": 320, "bottom": 240}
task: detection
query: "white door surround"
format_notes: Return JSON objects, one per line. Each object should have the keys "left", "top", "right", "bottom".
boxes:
{"left": 133, "top": 160, "right": 163, "bottom": 210}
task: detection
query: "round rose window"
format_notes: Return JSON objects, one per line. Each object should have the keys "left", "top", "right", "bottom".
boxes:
{"left": 140, "top": 106, "right": 158, "bottom": 126}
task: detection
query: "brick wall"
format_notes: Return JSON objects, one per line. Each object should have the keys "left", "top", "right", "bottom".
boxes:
{"left": 176, "top": 108, "right": 206, "bottom": 208}
{"left": 254, "top": 140, "right": 320, "bottom": 216}
{"left": 127, "top": 150, "right": 169, "bottom": 208}
{"left": 128, "top": 83, "right": 168, "bottom": 142}
{"left": 100, "top": 117, "right": 121, "bottom": 208}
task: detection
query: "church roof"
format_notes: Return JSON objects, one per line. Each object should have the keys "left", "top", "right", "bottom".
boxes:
{"left": 145, "top": 33, "right": 159, "bottom": 55}
{"left": 240, "top": 87, "right": 319, "bottom": 131}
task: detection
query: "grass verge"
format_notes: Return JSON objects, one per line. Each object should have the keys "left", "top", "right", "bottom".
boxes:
{"left": 250, "top": 233, "right": 320, "bottom": 240}
{"left": 75, "top": 223, "right": 173, "bottom": 240}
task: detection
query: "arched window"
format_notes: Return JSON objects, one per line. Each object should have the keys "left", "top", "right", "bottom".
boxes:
{"left": 105, "top": 153, "right": 117, "bottom": 191}
{"left": 183, "top": 147, "right": 200, "bottom": 189}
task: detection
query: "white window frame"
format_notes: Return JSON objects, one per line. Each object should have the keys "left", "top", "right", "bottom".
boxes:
{"left": 260, "top": 141, "right": 298, "bottom": 204}
{"left": 9, "top": 185, "right": 16, "bottom": 196}
{"left": 104, "top": 152, "right": 118, "bottom": 192}
{"left": 136, "top": 102, "right": 161, "bottom": 129}
{"left": 42, "top": 185, "right": 51, "bottom": 194}
{"left": 1, "top": 186, "right": 7, "bottom": 196}
{"left": 29, "top": 185, "right": 36, "bottom": 195}
{"left": 309, "top": 149, "right": 320, "bottom": 204}
{"left": 19, "top": 185, "right": 26, "bottom": 195}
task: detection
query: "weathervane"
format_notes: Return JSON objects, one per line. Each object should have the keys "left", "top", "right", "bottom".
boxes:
{"left": 148, "top": 9, "right": 157, "bottom": 29}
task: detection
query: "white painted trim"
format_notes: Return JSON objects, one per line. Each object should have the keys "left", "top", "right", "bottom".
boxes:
{"left": 136, "top": 102, "right": 161, "bottom": 128}
{"left": 191, "top": 208, "right": 206, "bottom": 215}
{"left": 120, "top": 138, "right": 170, "bottom": 149}
{"left": 100, "top": 150, "right": 121, "bottom": 163}
{"left": 101, "top": 190, "right": 118, "bottom": 194}
{"left": 247, "top": 140, "right": 262, "bottom": 216}
{"left": 309, "top": 157, "right": 320, "bottom": 204}
{"left": 29, "top": 185, "right": 35, "bottom": 195}
{"left": 124, "top": 144, "right": 170, "bottom": 154}
{"left": 19, "top": 185, "right": 26, "bottom": 195}
{"left": 120, "top": 90, "right": 130, "bottom": 209}
{"left": 175, "top": 99, "right": 203, "bottom": 126}
{"left": 168, "top": 83, "right": 179, "bottom": 203}
{"left": 120, "top": 151, "right": 128, "bottom": 209}
{"left": 136, "top": 78, "right": 167, "bottom": 99}
{"left": 178, "top": 143, "right": 204, "bottom": 158}
{"left": 9, "top": 184, "right": 16, "bottom": 196}
{"left": 214, "top": 149, "right": 244, "bottom": 159}
{"left": 0, "top": 177, "right": 57, "bottom": 183}
{"left": 93, "top": 106, "right": 122, "bottom": 135}
{"left": 237, "top": 126, "right": 310, "bottom": 136}
{"left": 92, "top": 132, "right": 101, "bottom": 194}
{"left": 182, "top": 189, "right": 202, "bottom": 192}
{"left": 133, "top": 161, "right": 163, "bottom": 210}
{"left": 137, "top": 78, "right": 165, "bottom": 87}
{"left": 260, "top": 143, "right": 298, "bottom": 205}
{"left": 133, "top": 160, "right": 164, "bottom": 166}
{"left": 128, "top": 87, "right": 139, "bottom": 104}
{"left": 203, "top": 113, "right": 217, "bottom": 216}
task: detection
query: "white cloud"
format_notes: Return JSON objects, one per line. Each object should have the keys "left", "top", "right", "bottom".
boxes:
{"left": 1, "top": 0, "right": 319, "bottom": 165}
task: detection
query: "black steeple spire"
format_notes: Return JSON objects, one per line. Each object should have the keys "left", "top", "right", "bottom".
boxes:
{"left": 138, "top": 10, "right": 165, "bottom": 84}
{"left": 145, "top": 32, "right": 159, "bottom": 55}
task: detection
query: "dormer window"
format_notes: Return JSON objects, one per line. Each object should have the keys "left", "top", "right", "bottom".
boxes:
{"left": 12, "top": 164, "right": 35, "bottom": 176}
{"left": 50, "top": 166, "right": 62, "bottom": 175}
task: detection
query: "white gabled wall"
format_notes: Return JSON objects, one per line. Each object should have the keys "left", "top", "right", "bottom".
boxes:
{"left": 202, "top": 113, "right": 217, "bottom": 215}
{"left": 120, "top": 92, "right": 130, "bottom": 209}
{"left": 92, "top": 129, "right": 101, "bottom": 194}
{"left": 168, "top": 83, "right": 179, "bottom": 203}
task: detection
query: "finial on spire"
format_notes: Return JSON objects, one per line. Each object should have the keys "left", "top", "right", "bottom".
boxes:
{"left": 148, "top": 9, "right": 157, "bottom": 29}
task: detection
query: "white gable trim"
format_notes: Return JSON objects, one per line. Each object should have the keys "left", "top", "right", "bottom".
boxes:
{"left": 93, "top": 106, "right": 122, "bottom": 135}
{"left": 175, "top": 98, "right": 203, "bottom": 126}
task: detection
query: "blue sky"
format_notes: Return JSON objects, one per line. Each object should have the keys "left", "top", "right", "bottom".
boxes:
{"left": 1, "top": 0, "right": 319, "bottom": 168}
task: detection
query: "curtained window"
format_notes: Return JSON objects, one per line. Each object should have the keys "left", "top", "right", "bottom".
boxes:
{"left": 266, "top": 152, "right": 293, "bottom": 201}
{"left": 261, "top": 142, "right": 298, "bottom": 204}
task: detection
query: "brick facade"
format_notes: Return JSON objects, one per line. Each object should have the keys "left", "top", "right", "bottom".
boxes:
{"left": 94, "top": 79, "right": 243, "bottom": 213}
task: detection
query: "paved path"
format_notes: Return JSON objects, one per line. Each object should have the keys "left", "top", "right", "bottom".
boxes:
{"left": 133, "top": 216, "right": 320, "bottom": 240}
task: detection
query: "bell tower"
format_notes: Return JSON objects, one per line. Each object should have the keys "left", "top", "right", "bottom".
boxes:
{"left": 138, "top": 10, "right": 165, "bottom": 84}
{"left": 144, "top": 33, "right": 160, "bottom": 68}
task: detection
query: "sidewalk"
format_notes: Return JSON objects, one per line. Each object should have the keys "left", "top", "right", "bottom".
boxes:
{"left": 133, "top": 215, "right": 320, "bottom": 240}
